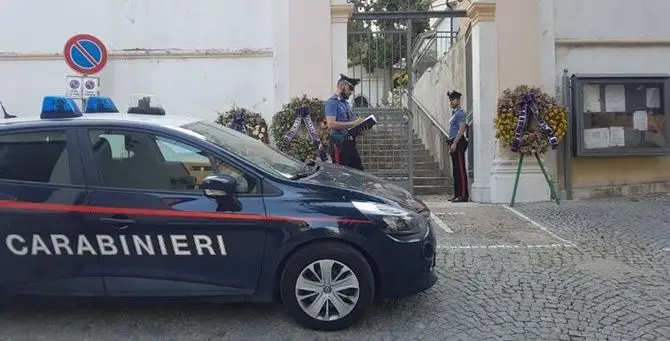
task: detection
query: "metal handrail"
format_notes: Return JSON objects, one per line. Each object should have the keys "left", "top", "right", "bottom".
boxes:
{"left": 412, "top": 30, "right": 437, "bottom": 55}
{"left": 403, "top": 89, "right": 450, "bottom": 138}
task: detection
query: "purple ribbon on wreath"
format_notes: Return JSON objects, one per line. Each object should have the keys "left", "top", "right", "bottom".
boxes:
{"left": 510, "top": 93, "right": 559, "bottom": 153}
{"left": 227, "top": 110, "right": 247, "bottom": 134}
{"left": 281, "top": 106, "right": 327, "bottom": 161}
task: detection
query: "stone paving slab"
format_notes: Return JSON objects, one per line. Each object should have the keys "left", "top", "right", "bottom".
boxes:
{"left": 425, "top": 200, "right": 573, "bottom": 249}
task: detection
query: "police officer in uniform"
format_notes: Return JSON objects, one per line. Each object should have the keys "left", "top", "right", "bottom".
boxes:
{"left": 325, "top": 74, "right": 366, "bottom": 171}
{"left": 447, "top": 90, "right": 469, "bottom": 202}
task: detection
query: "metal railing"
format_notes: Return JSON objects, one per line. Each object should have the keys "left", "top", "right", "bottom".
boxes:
{"left": 411, "top": 30, "right": 457, "bottom": 78}
{"left": 403, "top": 89, "right": 452, "bottom": 176}
{"left": 348, "top": 30, "right": 409, "bottom": 110}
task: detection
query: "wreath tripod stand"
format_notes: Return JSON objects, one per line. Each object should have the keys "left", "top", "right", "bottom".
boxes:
{"left": 506, "top": 92, "right": 562, "bottom": 207}
{"left": 509, "top": 152, "right": 560, "bottom": 207}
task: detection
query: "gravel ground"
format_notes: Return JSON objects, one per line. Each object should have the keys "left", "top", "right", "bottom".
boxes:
{"left": 0, "top": 195, "right": 668, "bottom": 341}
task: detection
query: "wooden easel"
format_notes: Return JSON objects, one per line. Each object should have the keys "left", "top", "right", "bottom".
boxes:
{"left": 509, "top": 152, "right": 560, "bottom": 207}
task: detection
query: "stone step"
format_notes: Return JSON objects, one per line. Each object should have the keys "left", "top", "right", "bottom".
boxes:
{"left": 359, "top": 149, "right": 432, "bottom": 158}
{"left": 358, "top": 138, "right": 424, "bottom": 145}
{"left": 363, "top": 161, "right": 441, "bottom": 171}
{"left": 360, "top": 155, "right": 435, "bottom": 163}
{"left": 370, "top": 169, "right": 445, "bottom": 178}
{"left": 358, "top": 145, "right": 427, "bottom": 153}
{"left": 369, "top": 128, "right": 413, "bottom": 134}
{"left": 362, "top": 134, "right": 422, "bottom": 140}
{"left": 412, "top": 176, "right": 452, "bottom": 186}
{"left": 371, "top": 119, "right": 410, "bottom": 123}
{"left": 364, "top": 177, "right": 451, "bottom": 195}
{"left": 360, "top": 134, "right": 421, "bottom": 140}
{"left": 361, "top": 141, "right": 432, "bottom": 148}
{"left": 413, "top": 185, "right": 451, "bottom": 195}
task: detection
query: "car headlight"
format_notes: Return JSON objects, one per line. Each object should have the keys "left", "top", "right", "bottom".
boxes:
{"left": 352, "top": 201, "right": 424, "bottom": 235}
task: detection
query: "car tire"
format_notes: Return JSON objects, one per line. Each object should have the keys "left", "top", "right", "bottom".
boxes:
{"left": 279, "top": 240, "right": 375, "bottom": 331}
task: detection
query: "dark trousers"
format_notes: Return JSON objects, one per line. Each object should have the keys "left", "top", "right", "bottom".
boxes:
{"left": 330, "top": 137, "right": 364, "bottom": 171}
{"left": 449, "top": 139, "right": 469, "bottom": 199}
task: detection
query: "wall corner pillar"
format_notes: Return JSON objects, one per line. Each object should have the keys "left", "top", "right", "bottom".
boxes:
{"left": 467, "top": 0, "right": 497, "bottom": 203}
{"left": 330, "top": 1, "right": 354, "bottom": 87}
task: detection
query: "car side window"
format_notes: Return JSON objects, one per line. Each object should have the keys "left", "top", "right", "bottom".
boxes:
{"left": 214, "top": 158, "right": 259, "bottom": 195}
{"left": 0, "top": 130, "right": 72, "bottom": 185}
{"left": 89, "top": 129, "right": 214, "bottom": 192}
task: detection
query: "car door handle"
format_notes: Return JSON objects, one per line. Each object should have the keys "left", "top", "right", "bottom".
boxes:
{"left": 99, "top": 216, "right": 136, "bottom": 229}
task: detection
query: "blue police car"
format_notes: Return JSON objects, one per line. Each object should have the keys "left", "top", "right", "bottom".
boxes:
{"left": 0, "top": 96, "right": 437, "bottom": 331}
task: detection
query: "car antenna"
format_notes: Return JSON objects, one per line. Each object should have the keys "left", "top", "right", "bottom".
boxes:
{"left": 0, "top": 101, "right": 17, "bottom": 119}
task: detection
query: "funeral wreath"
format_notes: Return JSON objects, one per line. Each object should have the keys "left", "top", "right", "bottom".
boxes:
{"left": 216, "top": 106, "right": 270, "bottom": 144}
{"left": 494, "top": 85, "right": 568, "bottom": 156}
{"left": 270, "top": 95, "right": 330, "bottom": 161}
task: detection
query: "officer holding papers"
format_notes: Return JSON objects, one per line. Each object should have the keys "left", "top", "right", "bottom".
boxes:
{"left": 325, "top": 74, "right": 376, "bottom": 171}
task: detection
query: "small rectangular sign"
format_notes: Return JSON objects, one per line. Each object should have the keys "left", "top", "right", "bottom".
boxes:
{"left": 82, "top": 77, "right": 100, "bottom": 98}
{"left": 66, "top": 76, "right": 83, "bottom": 98}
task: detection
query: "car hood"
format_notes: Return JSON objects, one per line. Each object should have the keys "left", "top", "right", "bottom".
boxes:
{"left": 302, "top": 163, "right": 427, "bottom": 212}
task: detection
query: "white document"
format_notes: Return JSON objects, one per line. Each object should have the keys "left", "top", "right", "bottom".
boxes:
{"left": 633, "top": 110, "right": 648, "bottom": 131}
{"left": 608, "top": 126, "right": 625, "bottom": 147}
{"left": 66, "top": 76, "right": 83, "bottom": 98}
{"left": 646, "top": 88, "right": 661, "bottom": 108}
{"left": 582, "top": 84, "right": 601, "bottom": 112}
{"left": 584, "top": 128, "right": 610, "bottom": 149}
{"left": 605, "top": 84, "right": 626, "bottom": 112}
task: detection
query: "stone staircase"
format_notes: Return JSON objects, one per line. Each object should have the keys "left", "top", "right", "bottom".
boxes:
{"left": 356, "top": 114, "right": 451, "bottom": 195}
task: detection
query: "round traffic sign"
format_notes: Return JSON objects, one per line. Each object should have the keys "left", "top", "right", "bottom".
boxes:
{"left": 84, "top": 79, "right": 96, "bottom": 90}
{"left": 63, "top": 34, "right": 108, "bottom": 75}
{"left": 68, "top": 78, "right": 80, "bottom": 90}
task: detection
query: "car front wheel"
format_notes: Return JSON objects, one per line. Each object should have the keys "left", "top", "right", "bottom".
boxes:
{"left": 279, "top": 241, "right": 374, "bottom": 331}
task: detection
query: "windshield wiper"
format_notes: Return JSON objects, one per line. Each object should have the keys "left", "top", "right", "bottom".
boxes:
{"left": 290, "top": 163, "right": 320, "bottom": 180}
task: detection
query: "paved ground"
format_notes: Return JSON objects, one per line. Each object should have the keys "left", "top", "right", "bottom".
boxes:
{"left": 0, "top": 195, "right": 669, "bottom": 340}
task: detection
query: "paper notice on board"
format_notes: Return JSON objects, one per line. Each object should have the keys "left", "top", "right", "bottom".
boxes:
{"left": 605, "top": 84, "right": 626, "bottom": 112}
{"left": 646, "top": 88, "right": 661, "bottom": 108}
{"left": 609, "top": 126, "right": 625, "bottom": 147}
{"left": 584, "top": 127, "right": 610, "bottom": 149}
{"left": 583, "top": 84, "right": 601, "bottom": 112}
{"left": 633, "top": 110, "right": 648, "bottom": 131}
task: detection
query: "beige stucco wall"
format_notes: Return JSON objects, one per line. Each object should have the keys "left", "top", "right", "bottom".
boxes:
{"left": 412, "top": 36, "right": 467, "bottom": 174}
{"left": 552, "top": 0, "right": 670, "bottom": 197}
{"left": 494, "top": 0, "right": 562, "bottom": 183}
{"left": 414, "top": 37, "right": 467, "bottom": 122}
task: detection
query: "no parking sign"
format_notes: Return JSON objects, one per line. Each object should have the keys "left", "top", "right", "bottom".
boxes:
{"left": 63, "top": 34, "right": 108, "bottom": 75}
{"left": 63, "top": 34, "right": 106, "bottom": 98}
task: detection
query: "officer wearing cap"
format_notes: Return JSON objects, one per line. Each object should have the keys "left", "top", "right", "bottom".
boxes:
{"left": 325, "top": 74, "right": 367, "bottom": 171}
{"left": 447, "top": 90, "right": 469, "bottom": 202}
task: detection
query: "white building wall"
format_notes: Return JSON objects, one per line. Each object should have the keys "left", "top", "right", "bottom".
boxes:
{"left": 554, "top": 0, "right": 670, "bottom": 40}
{"left": 552, "top": 0, "right": 670, "bottom": 77}
{"left": 0, "top": 0, "right": 275, "bottom": 121}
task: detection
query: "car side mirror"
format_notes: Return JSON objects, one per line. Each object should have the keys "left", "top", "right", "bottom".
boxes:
{"left": 201, "top": 174, "right": 237, "bottom": 198}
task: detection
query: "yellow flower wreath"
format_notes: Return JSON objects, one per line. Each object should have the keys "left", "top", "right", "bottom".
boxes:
{"left": 494, "top": 85, "right": 568, "bottom": 156}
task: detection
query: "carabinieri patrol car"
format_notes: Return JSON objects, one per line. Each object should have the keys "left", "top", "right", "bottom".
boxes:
{"left": 0, "top": 96, "right": 437, "bottom": 331}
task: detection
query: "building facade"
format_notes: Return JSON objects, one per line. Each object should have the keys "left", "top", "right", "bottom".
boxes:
{"left": 0, "top": 0, "right": 353, "bottom": 123}
{"left": 413, "top": 0, "right": 670, "bottom": 202}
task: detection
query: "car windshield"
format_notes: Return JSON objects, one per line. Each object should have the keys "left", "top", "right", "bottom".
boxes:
{"left": 181, "top": 120, "right": 307, "bottom": 179}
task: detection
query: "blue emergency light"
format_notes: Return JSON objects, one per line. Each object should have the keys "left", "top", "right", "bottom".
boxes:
{"left": 85, "top": 96, "right": 119, "bottom": 113}
{"left": 40, "top": 96, "right": 82, "bottom": 119}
